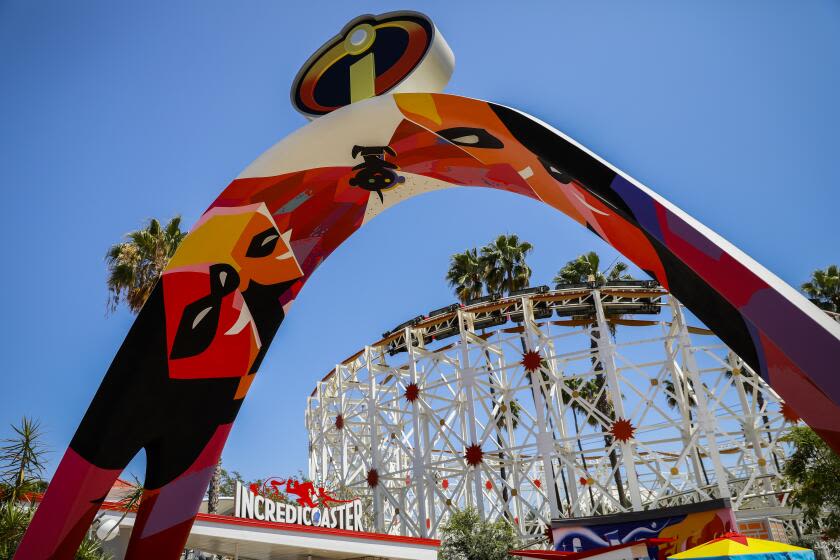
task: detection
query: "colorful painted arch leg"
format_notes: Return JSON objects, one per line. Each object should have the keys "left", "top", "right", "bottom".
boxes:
{"left": 17, "top": 93, "right": 840, "bottom": 559}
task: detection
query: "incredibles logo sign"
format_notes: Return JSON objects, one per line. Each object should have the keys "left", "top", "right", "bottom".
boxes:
{"left": 290, "top": 10, "right": 453, "bottom": 118}
{"left": 234, "top": 480, "right": 364, "bottom": 531}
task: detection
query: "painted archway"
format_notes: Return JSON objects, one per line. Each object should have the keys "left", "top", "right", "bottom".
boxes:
{"left": 16, "top": 36, "right": 840, "bottom": 560}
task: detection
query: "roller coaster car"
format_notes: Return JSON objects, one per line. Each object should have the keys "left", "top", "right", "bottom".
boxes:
{"left": 509, "top": 285, "right": 549, "bottom": 296}
{"left": 602, "top": 279, "right": 660, "bottom": 289}
{"left": 465, "top": 293, "right": 500, "bottom": 306}
{"left": 428, "top": 303, "right": 460, "bottom": 318}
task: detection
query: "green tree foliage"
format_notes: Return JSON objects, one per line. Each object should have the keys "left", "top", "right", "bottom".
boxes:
{"left": 480, "top": 235, "right": 533, "bottom": 296}
{"left": 438, "top": 508, "right": 520, "bottom": 560}
{"left": 0, "top": 503, "right": 33, "bottom": 560}
{"left": 447, "top": 248, "right": 486, "bottom": 303}
{"left": 553, "top": 251, "right": 632, "bottom": 286}
{"left": 782, "top": 426, "right": 840, "bottom": 543}
{"left": 0, "top": 417, "right": 46, "bottom": 559}
{"left": 0, "top": 503, "right": 112, "bottom": 560}
{"left": 73, "top": 537, "right": 113, "bottom": 560}
{"left": 0, "top": 418, "right": 111, "bottom": 559}
{"left": 106, "top": 216, "right": 187, "bottom": 314}
{"left": 801, "top": 264, "right": 840, "bottom": 313}
{"left": 216, "top": 466, "right": 245, "bottom": 499}
{"left": 0, "top": 418, "right": 47, "bottom": 503}
{"left": 446, "top": 235, "right": 533, "bottom": 303}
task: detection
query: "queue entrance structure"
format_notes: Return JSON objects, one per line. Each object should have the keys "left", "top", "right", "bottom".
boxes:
{"left": 98, "top": 504, "right": 439, "bottom": 560}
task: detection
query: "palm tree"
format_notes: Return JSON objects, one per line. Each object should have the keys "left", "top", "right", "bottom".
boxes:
{"left": 448, "top": 235, "right": 535, "bottom": 514}
{"left": 495, "top": 399, "right": 522, "bottom": 431}
{"left": 207, "top": 459, "right": 222, "bottom": 514}
{"left": 480, "top": 234, "right": 535, "bottom": 513}
{"left": 557, "top": 377, "right": 598, "bottom": 511}
{"left": 480, "top": 235, "right": 575, "bottom": 514}
{"left": 446, "top": 248, "right": 487, "bottom": 303}
{"left": 106, "top": 216, "right": 187, "bottom": 314}
{"left": 446, "top": 248, "right": 486, "bottom": 303}
{"left": 662, "top": 379, "right": 698, "bottom": 411}
{"left": 554, "top": 251, "right": 631, "bottom": 290}
{"left": 724, "top": 366, "right": 769, "bottom": 430}
{"left": 802, "top": 264, "right": 840, "bottom": 313}
{"left": 480, "top": 235, "right": 533, "bottom": 296}
{"left": 446, "top": 235, "right": 534, "bottom": 303}
{"left": 561, "top": 374, "right": 630, "bottom": 509}
{"left": 493, "top": 397, "right": 522, "bottom": 509}
{"left": 554, "top": 252, "right": 634, "bottom": 509}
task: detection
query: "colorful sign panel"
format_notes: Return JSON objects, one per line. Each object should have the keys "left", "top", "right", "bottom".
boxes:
{"left": 552, "top": 499, "right": 736, "bottom": 560}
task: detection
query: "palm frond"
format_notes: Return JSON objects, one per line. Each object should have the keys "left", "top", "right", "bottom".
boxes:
{"left": 801, "top": 264, "right": 840, "bottom": 312}
{"left": 106, "top": 215, "right": 186, "bottom": 315}
{"left": 480, "top": 234, "right": 533, "bottom": 296}
{"left": 447, "top": 248, "right": 485, "bottom": 303}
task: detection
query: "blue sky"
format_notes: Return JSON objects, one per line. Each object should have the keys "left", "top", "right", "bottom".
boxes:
{"left": 0, "top": 1, "right": 838, "bottom": 485}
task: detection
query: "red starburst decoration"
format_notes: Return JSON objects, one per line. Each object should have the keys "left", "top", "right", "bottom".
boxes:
{"left": 521, "top": 349, "right": 543, "bottom": 372}
{"left": 366, "top": 468, "right": 379, "bottom": 488}
{"left": 533, "top": 479, "right": 542, "bottom": 488}
{"left": 465, "top": 443, "right": 484, "bottom": 467}
{"left": 335, "top": 414, "right": 344, "bottom": 430}
{"left": 780, "top": 402, "right": 800, "bottom": 423}
{"left": 579, "top": 476, "right": 588, "bottom": 486}
{"left": 609, "top": 417, "right": 635, "bottom": 443}
{"left": 404, "top": 383, "right": 420, "bottom": 403}
{"left": 441, "top": 478, "right": 449, "bottom": 490}
{"left": 485, "top": 480, "right": 493, "bottom": 490}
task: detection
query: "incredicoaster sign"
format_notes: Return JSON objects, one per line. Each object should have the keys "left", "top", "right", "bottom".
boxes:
{"left": 234, "top": 481, "right": 364, "bottom": 531}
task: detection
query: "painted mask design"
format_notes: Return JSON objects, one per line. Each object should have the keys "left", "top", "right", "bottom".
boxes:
{"left": 162, "top": 203, "right": 303, "bottom": 379}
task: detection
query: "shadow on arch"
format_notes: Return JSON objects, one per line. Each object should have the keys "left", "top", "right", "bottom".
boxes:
{"left": 17, "top": 92, "right": 840, "bottom": 559}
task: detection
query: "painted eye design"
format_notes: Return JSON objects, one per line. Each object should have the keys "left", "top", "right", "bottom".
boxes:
{"left": 170, "top": 264, "right": 239, "bottom": 360}
{"left": 170, "top": 297, "right": 221, "bottom": 360}
{"left": 538, "top": 157, "right": 574, "bottom": 184}
{"left": 437, "top": 127, "right": 504, "bottom": 149}
{"left": 246, "top": 228, "right": 280, "bottom": 258}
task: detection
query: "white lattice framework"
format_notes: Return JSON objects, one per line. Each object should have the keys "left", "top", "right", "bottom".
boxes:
{"left": 305, "top": 284, "right": 796, "bottom": 539}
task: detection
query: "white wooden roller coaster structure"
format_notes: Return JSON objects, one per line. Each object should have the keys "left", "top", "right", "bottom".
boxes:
{"left": 305, "top": 283, "right": 797, "bottom": 539}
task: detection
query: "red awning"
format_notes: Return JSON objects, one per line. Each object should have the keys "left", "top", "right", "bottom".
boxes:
{"left": 510, "top": 551, "right": 575, "bottom": 559}
{"left": 511, "top": 538, "right": 675, "bottom": 560}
